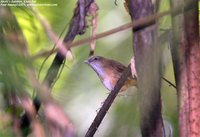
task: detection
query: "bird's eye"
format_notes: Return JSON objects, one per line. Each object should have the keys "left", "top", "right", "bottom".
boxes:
{"left": 91, "top": 56, "right": 99, "bottom": 62}
{"left": 93, "top": 57, "right": 98, "bottom": 61}
{"left": 88, "top": 56, "right": 100, "bottom": 62}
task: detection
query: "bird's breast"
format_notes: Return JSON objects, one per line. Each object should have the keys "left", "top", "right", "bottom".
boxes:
{"left": 103, "top": 78, "right": 114, "bottom": 91}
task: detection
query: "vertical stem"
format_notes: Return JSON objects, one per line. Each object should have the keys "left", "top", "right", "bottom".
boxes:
{"left": 128, "top": 0, "right": 163, "bottom": 137}
{"left": 184, "top": 1, "right": 200, "bottom": 136}
{"left": 170, "top": 0, "right": 199, "bottom": 136}
{"left": 169, "top": 0, "right": 189, "bottom": 136}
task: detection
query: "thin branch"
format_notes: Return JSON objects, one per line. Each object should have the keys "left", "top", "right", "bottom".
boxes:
{"left": 85, "top": 65, "right": 132, "bottom": 137}
{"left": 162, "top": 77, "right": 176, "bottom": 89}
{"left": 31, "top": 0, "right": 196, "bottom": 60}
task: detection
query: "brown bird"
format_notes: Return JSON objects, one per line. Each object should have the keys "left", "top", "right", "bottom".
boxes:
{"left": 85, "top": 56, "right": 137, "bottom": 91}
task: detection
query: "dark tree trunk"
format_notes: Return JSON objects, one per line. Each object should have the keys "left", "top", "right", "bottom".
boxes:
{"left": 128, "top": 0, "right": 163, "bottom": 137}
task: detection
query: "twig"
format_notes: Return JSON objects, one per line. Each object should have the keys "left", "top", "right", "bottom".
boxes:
{"left": 85, "top": 65, "right": 132, "bottom": 137}
{"left": 162, "top": 77, "right": 176, "bottom": 89}
{"left": 31, "top": 0, "right": 196, "bottom": 60}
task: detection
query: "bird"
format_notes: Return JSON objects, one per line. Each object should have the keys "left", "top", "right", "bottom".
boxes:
{"left": 85, "top": 56, "right": 137, "bottom": 91}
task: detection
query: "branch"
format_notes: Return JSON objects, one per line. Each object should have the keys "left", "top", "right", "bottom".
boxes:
{"left": 85, "top": 65, "right": 132, "bottom": 137}
{"left": 26, "top": 69, "right": 75, "bottom": 137}
{"left": 31, "top": 0, "right": 196, "bottom": 60}
{"left": 20, "top": 97, "right": 45, "bottom": 137}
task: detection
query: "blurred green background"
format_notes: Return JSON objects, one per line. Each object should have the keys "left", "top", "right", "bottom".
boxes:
{"left": 0, "top": 0, "right": 180, "bottom": 136}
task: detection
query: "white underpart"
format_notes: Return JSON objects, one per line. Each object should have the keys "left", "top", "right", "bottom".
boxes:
{"left": 91, "top": 63, "right": 105, "bottom": 77}
{"left": 91, "top": 63, "right": 113, "bottom": 91}
{"left": 103, "top": 79, "right": 113, "bottom": 91}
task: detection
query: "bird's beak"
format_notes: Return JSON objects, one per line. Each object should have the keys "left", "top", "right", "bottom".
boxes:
{"left": 84, "top": 60, "right": 89, "bottom": 64}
